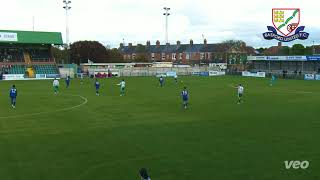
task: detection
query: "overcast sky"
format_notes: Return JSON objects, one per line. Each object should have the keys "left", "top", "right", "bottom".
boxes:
{"left": 0, "top": 0, "right": 319, "bottom": 48}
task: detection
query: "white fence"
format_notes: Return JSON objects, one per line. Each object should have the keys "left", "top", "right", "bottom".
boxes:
{"left": 59, "top": 68, "right": 75, "bottom": 78}
{"left": 112, "top": 67, "right": 220, "bottom": 77}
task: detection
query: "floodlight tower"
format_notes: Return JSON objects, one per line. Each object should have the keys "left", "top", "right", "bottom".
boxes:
{"left": 313, "top": 41, "right": 315, "bottom": 55}
{"left": 63, "top": 0, "right": 71, "bottom": 46}
{"left": 163, "top": 7, "right": 171, "bottom": 44}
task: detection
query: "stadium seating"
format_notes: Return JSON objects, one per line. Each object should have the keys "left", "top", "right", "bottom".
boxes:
{"left": 33, "top": 64, "right": 59, "bottom": 74}
{"left": 0, "top": 49, "right": 24, "bottom": 62}
{"left": 29, "top": 50, "right": 51, "bottom": 62}
{"left": 1, "top": 65, "right": 27, "bottom": 74}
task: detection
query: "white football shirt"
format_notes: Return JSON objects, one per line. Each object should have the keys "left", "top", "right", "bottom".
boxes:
{"left": 53, "top": 79, "right": 60, "bottom": 87}
{"left": 238, "top": 86, "right": 244, "bottom": 94}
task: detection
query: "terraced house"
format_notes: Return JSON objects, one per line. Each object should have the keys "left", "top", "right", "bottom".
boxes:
{"left": 119, "top": 39, "right": 256, "bottom": 65}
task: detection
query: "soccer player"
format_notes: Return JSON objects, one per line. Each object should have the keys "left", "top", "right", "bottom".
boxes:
{"left": 270, "top": 75, "right": 276, "bottom": 86}
{"left": 159, "top": 76, "right": 164, "bottom": 87}
{"left": 117, "top": 79, "right": 126, "bottom": 96}
{"left": 181, "top": 87, "right": 189, "bottom": 109}
{"left": 174, "top": 75, "right": 178, "bottom": 84}
{"left": 80, "top": 73, "right": 84, "bottom": 85}
{"left": 237, "top": 84, "right": 244, "bottom": 104}
{"left": 9, "top": 85, "right": 18, "bottom": 108}
{"left": 95, "top": 79, "right": 100, "bottom": 96}
{"left": 53, "top": 78, "right": 60, "bottom": 94}
{"left": 66, "top": 76, "right": 71, "bottom": 88}
{"left": 139, "top": 168, "right": 151, "bottom": 180}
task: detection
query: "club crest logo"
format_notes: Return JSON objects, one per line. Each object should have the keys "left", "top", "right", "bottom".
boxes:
{"left": 263, "top": 8, "right": 309, "bottom": 42}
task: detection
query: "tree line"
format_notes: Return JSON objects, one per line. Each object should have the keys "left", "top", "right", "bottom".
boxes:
{"left": 257, "top": 44, "right": 315, "bottom": 56}
{"left": 52, "top": 41, "right": 124, "bottom": 64}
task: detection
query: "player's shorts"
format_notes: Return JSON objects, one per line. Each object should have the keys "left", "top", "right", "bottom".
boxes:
{"left": 121, "top": 87, "right": 125, "bottom": 91}
{"left": 54, "top": 86, "right": 59, "bottom": 91}
{"left": 11, "top": 97, "right": 16, "bottom": 102}
{"left": 238, "top": 93, "right": 243, "bottom": 98}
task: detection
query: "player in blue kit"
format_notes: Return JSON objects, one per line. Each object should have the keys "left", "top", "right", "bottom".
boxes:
{"left": 181, "top": 87, "right": 189, "bottom": 109}
{"left": 9, "top": 85, "right": 18, "bottom": 108}
{"left": 95, "top": 79, "right": 100, "bottom": 96}
{"left": 159, "top": 76, "right": 164, "bottom": 87}
{"left": 66, "top": 76, "right": 71, "bottom": 88}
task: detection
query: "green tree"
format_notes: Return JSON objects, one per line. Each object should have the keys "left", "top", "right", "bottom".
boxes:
{"left": 106, "top": 48, "right": 124, "bottom": 62}
{"left": 52, "top": 47, "right": 69, "bottom": 64}
{"left": 305, "top": 46, "right": 313, "bottom": 55}
{"left": 223, "top": 40, "right": 247, "bottom": 51}
{"left": 136, "top": 44, "right": 146, "bottom": 53}
{"left": 133, "top": 44, "right": 149, "bottom": 62}
{"left": 256, "top": 47, "right": 267, "bottom": 54}
{"left": 279, "top": 46, "right": 290, "bottom": 55}
{"left": 70, "top": 41, "right": 107, "bottom": 64}
{"left": 290, "top": 44, "right": 305, "bottom": 55}
{"left": 135, "top": 54, "right": 149, "bottom": 62}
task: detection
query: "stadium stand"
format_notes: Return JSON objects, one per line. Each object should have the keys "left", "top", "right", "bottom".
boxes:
{"left": 1, "top": 64, "right": 26, "bottom": 74}
{"left": 248, "top": 56, "right": 320, "bottom": 79}
{"left": 33, "top": 64, "right": 59, "bottom": 74}
{"left": 0, "top": 48, "right": 24, "bottom": 62}
{"left": 0, "top": 30, "right": 63, "bottom": 78}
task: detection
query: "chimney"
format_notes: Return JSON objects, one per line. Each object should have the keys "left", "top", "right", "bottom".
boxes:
{"left": 177, "top": 41, "right": 181, "bottom": 46}
{"left": 204, "top": 39, "right": 207, "bottom": 46}
{"left": 156, "top": 40, "right": 160, "bottom": 48}
{"left": 278, "top": 42, "right": 282, "bottom": 47}
{"left": 120, "top": 43, "right": 124, "bottom": 48}
{"left": 190, "top": 39, "right": 193, "bottom": 46}
{"left": 146, "top": 41, "right": 150, "bottom": 46}
{"left": 129, "top": 43, "right": 132, "bottom": 48}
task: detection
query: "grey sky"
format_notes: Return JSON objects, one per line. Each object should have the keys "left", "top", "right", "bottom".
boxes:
{"left": 0, "top": 0, "right": 319, "bottom": 48}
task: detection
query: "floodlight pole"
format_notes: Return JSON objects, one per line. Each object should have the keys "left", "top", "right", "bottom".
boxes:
{"left": 63, "top": 0, "right": 71, "bottom": 47}
{"left": 163, "top": 7, "right": 170, "bottom": 44}
{"left": 313, "top": 41, "right": 315, "bottom": 55}
{"left": 32, "top": 16, "right": 35, "bottom": 31}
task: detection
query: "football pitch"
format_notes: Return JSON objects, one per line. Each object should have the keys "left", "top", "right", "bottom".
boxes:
{"left": 0, "top": 76, "right": 319, "bottom": 180}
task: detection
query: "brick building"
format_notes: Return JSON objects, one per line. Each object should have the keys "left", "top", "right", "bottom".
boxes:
{"left": 119, "top": 40, "right": 253, "bottom": 65}
{"left": 263, "top": 42, "right": 289, "bottom": 55}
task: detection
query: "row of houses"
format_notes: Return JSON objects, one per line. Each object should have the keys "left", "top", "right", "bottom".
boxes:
{"left": 119, "top": 39, "right": 257, "bottom": 65}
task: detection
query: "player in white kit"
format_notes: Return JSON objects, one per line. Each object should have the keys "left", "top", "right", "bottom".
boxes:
{"left": 237, "top": 84, "right": 244, "bottom": 104}
{"left": 53, "top": 78, "right": 60, "bottom": 95}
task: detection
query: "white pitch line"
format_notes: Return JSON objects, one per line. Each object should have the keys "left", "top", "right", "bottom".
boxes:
{"left": 0, "top": 94, "right": 88, "bottom": 119}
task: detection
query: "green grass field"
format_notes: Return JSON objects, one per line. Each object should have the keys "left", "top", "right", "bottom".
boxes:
{"left": 0, "top": 76, "right": 319, "bottom": 180}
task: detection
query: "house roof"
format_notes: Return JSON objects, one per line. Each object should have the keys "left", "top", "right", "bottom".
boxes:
{"left": 120, "top": 43, "right": 240, "bottom": 54}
